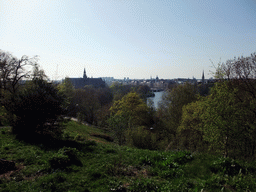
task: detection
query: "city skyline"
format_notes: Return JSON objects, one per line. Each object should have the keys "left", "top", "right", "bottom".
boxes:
{"left": 1, "top": 0, "right": 256, "bottom": 80}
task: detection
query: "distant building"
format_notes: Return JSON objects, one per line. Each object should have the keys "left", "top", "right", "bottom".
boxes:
{"left": 68, "top": 68, "right": 105, "bottom": 89}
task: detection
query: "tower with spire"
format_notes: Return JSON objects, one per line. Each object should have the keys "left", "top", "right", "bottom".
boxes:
{"left": 202, "top": 70, "right": 205, "bottom": 85}
{"left": 83, "top": 68, "right": 87, "bottom": 79}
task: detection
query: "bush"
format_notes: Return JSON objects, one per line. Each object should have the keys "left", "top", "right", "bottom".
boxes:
{"left": 49, "top": 147, "right": 82, "bottom": 169}
{"left": 62, "top": 131, "right": 74, "bottom": 140}
{"left": 0, "top": 106, "right": 9, "bottom": 126}
{"left": 126, "top": 126, "right": 158, "bottom": 150}
{"left": 74, "top": 133, "right": 85, "bottom": 141}
{"left": 210, "top": 157, "right": 244, "bottom": 176}
{"left": 129, "top": 179, "right": 159, "bottom": 192}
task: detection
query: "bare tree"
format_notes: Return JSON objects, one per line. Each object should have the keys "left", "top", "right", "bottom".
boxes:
{"left": 0, "top": 50, "right": 38, "bottom": 95}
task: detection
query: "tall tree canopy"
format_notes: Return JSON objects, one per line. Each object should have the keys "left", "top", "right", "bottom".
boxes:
{"left": 157, "top": 82, "right": 198, "bottom": 144}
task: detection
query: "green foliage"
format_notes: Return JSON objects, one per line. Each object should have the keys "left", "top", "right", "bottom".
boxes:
{"left": 129, "top": 178, "right": 159, "bottom": 192}
{"left": 177, "top": 80, "right": 256, "bottom": 159}
{"left": 139, "top": 151, "right": 193, "bottom": 168}
{"left": 107, "top": 115, "right": 127, "bottom": 145}
{"left": 57, "top": 78, "right": 74, "bottom": 114}
{"left": 126, "top": 126, "right": 158, "bottom": 150}
{"left": 210, "top": 157, "right": 244, "bottom": 176}
{"left": 110, "top": 92, "right": 151, "bottom": 128}
{"left": 39, "top": 173, "right": 68, "bottom": 191}
{"left": 157, "top": 83, "right": 199, "bottom": 146}
{"left": 109, "top": 92, "right": 152, "bottom": 145}
{"left": 49, "top": 147, "right": 82, "bottom": 169}
{"left": 74, "top": 133, "right": 85, "bottom": 141}
{"left": 10, "top": 79, "right": 64, "bottom": 139}
{"left": 177, "top": 99, "right": 207, "bottom": 152}
{"left": 201, "top": 82, "right": 256, "bottom": 158}
{"left": 109, "top": 82, "right": 133, "bottom": 101}
{"left": 62, "top": 130, "right": 74, "bottom": 140}
{"left": 72, "top": 88, "right": 100, "bottom": 124}
{"left": 139, "top": 151, "right": 193, "bottom": 180}
{"left": 0, "top": 106, "right": 9, "bottom": 126}
{"left": 2, "top": 125, "right": 256, "bottom": 191}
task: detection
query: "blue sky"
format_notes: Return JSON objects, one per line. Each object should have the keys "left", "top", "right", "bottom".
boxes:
{"left": 1, "top": 0, "right": 256, "bottom": 80}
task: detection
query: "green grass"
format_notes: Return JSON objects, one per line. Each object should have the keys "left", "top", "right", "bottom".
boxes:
{"left": 63, "top": 121, "right": 114, "bottom": 144}
{"left": 1, "top": 121, "right": 256, "bottom": 191}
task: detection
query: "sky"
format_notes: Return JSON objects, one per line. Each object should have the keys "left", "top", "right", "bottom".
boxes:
{"left": 1, "top": 0, "right": 256, "bottom": 80}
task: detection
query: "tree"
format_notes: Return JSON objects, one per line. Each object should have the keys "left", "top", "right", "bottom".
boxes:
{"left": 0, "top": 50, "right": 65, "bottom": 140}
{"left": 97, "top": 87, "right": 113, "bottom": 108}
{"left": 136, "top": 85, "right": 151, "bottom": 96}
{"left": 208, "top": 53, "right": 256, "bottom": 158}
{"left": 177, "top": 99, "right": 207, "bottom": 152}
{"left": 11, "top": 78, "right": 65, "bottom": 140}
{"left": 72, "top": 87, "right": 100, "bottom": 124}
{"left": 176, "top": 53, "right": 256, "bottom": 159}
{"left": 0, "top": 50, "right": 38, "bottom": 125}
{"left": 201, "top": 82, "right": 256, "bottom": 159}
{"left": 110, "top": 82, "right": 133, "bottom": 101}
{"left": 109, "top": 92, "right": 152, "bottom": 145}
{"left": 157, "top": 82, "right": 198, "bottom": 145}
{"left": 0, "top": 50, "right": 37, "bottom": 95}
{"left": 57, "top": 78, "right": 75, "bottom": 115}
{"left": 30, "top": 63, "right": 48, "bottom": 81}
{"left": 110, "top": 92, "right": 151, "bottom": 128}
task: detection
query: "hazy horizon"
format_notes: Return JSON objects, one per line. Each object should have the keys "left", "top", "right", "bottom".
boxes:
{"left": 1, "top": 0, "right": 256, "bottom": 80}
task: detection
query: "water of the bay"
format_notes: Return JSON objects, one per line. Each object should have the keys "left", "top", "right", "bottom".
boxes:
{"left": 147, "top": 91, "right": 164, "bottom": 109}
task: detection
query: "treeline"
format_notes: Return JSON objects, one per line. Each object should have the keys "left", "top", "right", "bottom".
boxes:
{"left": 161, "top": 53, "right": 256, "bottom": 160}
{"left": 1, "top": 49, "right": 256, "bottom": 160}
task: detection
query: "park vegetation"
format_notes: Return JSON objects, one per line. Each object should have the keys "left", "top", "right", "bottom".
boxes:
{"left": 1, "top": 49, "right": 256, "bottom": 191}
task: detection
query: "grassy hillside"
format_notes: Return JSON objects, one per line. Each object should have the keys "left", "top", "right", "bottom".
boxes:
{"left": 1, "top": 121, "right": 256, "bottom": 191}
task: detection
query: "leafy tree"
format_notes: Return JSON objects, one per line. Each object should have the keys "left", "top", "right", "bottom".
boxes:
{"left": 97, "top": 87, "right": 113, "bottom": 107}
{"left": 136, "top": 85, "right": 151, "bottom": 96}
{"left": 110, "top": 82, "right": 133, "bottom": 101}
{"left": 107, "top": 115, "right": 127, "bottom": 145}
{"left": 57, "top": 78, "right": 75, "bottom": 115}
{"left": 177, "top": 53, "right": 256, "bottom": 159}
{"left": 157, "top": 82, "right": 198, "bottom": 146}
{"left": 11, "top": 78, "right": 65, "bottom": 139}
{"left": 72, "top": 87, "right": 100, "bottom": 125}
{"left": 201, "top": 82, "right": 256, "bottom": 158}
{"left": 109, "top": 92, "right": 152, "bottom": 145}
{"left": 110, "top": 92, "right": 151, "bottom": 128}
{"left": 178, "top": 80, "right": 256, "bottom": 159}
{"left": 177, "top": 99, "right": 207, "bottom": 152}
{"left": 135, "top": 84, "right": 151, "bottom": 102}
{"left": 205, "top": 53, "right": 256, "bottom": 158}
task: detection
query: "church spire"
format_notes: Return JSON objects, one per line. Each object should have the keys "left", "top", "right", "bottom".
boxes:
{"left": 83, "top": 68, "right": 87, "bottom": 79}
{"left": 202, "top": 70, "right": 205, "bottom": 84}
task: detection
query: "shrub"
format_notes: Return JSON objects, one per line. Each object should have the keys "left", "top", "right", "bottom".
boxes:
{"left": 129, "top": 178, "right": 159, "bottom": 192}
{"left": 0, "top": 106, "right": 9, "bottom": 126}
{"left": 62, "top": 131, "right": 74, "bottom": 140}
{"left": 49, "top": 147, "right": 82, "bottom": 169}
{"left": 210, "top": 157, "right": 244, "bottom": 176}
{"left": 126, "top": 126, "right": 158, "bottom": 150}
{"left": 74, "top": 133, "right": 85, "bottom": 141}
